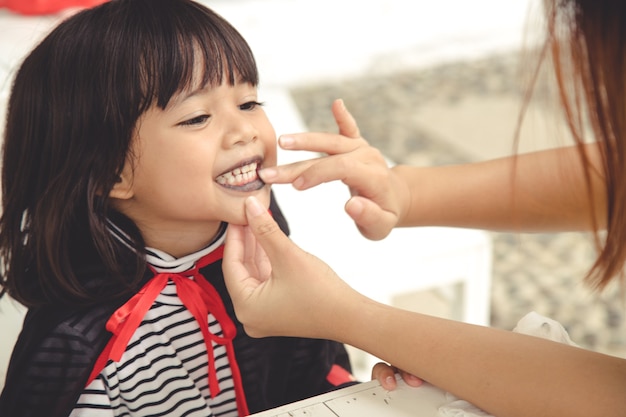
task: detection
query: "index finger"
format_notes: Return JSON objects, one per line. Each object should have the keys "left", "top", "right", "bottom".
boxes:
{"left": 259, "top": 158, "right": 318, "bottom": 185}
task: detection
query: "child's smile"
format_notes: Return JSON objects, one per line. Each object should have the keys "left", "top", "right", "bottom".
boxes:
{"left": 216, "top": 158, "right": 265, "bottom": 191}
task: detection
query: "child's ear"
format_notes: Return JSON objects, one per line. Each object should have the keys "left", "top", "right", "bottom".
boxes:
{"left": 109, "top": 166, "right": 134, "bottom": 200}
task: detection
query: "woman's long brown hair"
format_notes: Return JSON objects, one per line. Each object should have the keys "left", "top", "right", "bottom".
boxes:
{"left": 541, "top": 0, "right": 626, "bottom": 289}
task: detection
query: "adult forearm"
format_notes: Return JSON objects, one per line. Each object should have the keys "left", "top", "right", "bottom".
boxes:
{"left": 335, "top": 298, "right": 626, "bottom": 417}
{"left": 394, "top": 143, "right": 606, "bottom": 232}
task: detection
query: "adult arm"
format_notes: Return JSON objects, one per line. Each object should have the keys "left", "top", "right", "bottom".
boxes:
{"left": 393, "top": 143, "right": 606, "bottom": 232}
{"left": 223, "top": 197, "right": 625, "bottom": 417}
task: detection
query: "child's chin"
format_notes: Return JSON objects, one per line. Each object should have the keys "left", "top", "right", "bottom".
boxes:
{"left": 250, "top": 189, "right": 272, "bottom": 208}
{"left": 226, "top": 189, "right": 271, "bottom": 225}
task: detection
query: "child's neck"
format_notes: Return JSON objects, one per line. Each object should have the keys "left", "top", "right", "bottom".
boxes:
{"left": 142, "top": 222, "right": 225, "bottom": 259}
{"left": 146, "top": 225, "right": 226, "bottom": 272}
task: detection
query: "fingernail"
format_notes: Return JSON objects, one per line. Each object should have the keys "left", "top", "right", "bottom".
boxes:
{"left": 347, "top": 197, "right": 364, "bottom": 216}
{"left": 292, "top": 176, "right": 304, "bottom": 189}
{"left": 259, "top": 167, "right": 277, "bottom": 181}
{"left": 245, "top": 196, "right": 265, "bottom": 217}
{"left": 279, "top": 136, "right": 294, "bottom": 148}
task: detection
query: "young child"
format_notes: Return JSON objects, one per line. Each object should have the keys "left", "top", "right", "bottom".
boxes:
{"left": 0, "top": 1, "right": 355, "bottom": 416}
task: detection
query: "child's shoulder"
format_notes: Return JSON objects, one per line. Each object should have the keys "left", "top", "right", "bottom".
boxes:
{"left": 1, "top": 302, "right": 120, "bottom": 416}
{"left": 21, "top": 301, "right": 117, "bottom": 354}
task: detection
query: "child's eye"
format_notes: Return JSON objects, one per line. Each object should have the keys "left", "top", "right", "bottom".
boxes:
{"left": 240, "top": 101, "right": 263, "bottom": 111}
{"left": 179, "top": 115, "right": 209, "bottom": 126}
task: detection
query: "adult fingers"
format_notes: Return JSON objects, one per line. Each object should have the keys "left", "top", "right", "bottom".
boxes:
{"left": 223, "top": 223, "right": 262, "bottom": 301}
{"left": 262, "top": 146, "right": 389, "bottom": 192}
{"left": 276, "top": 131, "right": 368, "bottom": 156}
{"left": 332, "top": 98, "right": 361, "bottom": 139}
{"left": 258, "top": 159, "right": 318, "bottom": 185}
{"left": 240, "top": 195, "right": 296, "bottom": 261}
{"left": 371, "top": 362, "right": 398, "bottom": 390}
{"left": 398, "top": 370, "right": 424, "bottom": 388}
{"left": 370, "top": 363, "right": 424, "bottom": 390}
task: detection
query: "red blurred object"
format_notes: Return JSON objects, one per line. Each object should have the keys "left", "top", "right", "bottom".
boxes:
{"left": 0, "top": 0, "right": 108, "bottom": 15}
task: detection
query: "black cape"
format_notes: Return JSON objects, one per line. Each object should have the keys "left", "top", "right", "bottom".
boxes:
{"left": 0, "top": 194, "right": 356, "bottom": 416}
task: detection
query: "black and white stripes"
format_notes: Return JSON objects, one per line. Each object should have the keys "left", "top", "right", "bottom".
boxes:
{"left": 70, "top": 223, "right": 238, "bottom": 417}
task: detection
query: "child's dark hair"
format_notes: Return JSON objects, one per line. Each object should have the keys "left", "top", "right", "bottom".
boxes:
{"left": 0, "top": 0, "right": 259, "bottom": 307}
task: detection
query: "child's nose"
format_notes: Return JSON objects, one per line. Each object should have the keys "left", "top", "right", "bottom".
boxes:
{"left": 223, "top": 113, "right": 258, "bottom": 147}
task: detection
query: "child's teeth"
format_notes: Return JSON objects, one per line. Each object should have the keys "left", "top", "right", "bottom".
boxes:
{"left": 217, "top": 162, "right": 259, "bottom": 186}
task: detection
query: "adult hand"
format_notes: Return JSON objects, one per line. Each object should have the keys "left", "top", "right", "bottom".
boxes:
{"left": 223, "top": 196, "right": 357, "bottom": 339}
{"left": 259, "top": 99, "right": 410, "bottom": 240}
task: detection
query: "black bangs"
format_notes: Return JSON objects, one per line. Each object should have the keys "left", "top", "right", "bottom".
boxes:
{"left": 116, "top": 0, "right": 259, "bottom": 111}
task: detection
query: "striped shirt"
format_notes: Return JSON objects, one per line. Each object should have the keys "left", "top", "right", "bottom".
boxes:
{"left": 70, "top": 223, "right": 239, "bottom": 417}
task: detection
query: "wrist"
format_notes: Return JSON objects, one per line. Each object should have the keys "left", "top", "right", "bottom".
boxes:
{"left": 312, "top": 285, "right": 372, "bottom": 343}
{"left": 391, "top": 165, "right": 417, "bottom": 227}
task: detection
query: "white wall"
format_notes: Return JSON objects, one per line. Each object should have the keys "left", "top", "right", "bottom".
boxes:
{"left": 0, "top": 297, "right": 24, "bottom": 387}
{"left": 206, "top": 0, "right": 538, "bottom": 87}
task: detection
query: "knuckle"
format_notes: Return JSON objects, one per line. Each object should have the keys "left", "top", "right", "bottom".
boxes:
{"left": 256, "top": 221, "right": 277, "bottom": 236}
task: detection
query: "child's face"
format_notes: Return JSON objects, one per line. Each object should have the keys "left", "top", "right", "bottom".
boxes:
{"left": 111, "top": 81, "right": 276, "bottom": 256}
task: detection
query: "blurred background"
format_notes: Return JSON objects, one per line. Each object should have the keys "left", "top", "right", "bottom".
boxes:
{"left": 210, "top": 0, "right": 626, "bottom": 359}
{"left": 1, "top": 0, "right": 625, "bottom": 386}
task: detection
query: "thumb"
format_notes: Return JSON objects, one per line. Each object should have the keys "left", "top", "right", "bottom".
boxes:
{"left": 345, "top": 196, "right": 395, "bottom": 241}
{"left": 243, "top": 196, "right": 293, "bottom": 258}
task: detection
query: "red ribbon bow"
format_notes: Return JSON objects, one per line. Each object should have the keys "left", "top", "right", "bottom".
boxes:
{"left": 86, "top": 245, "right": 249, "bottom": 416}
